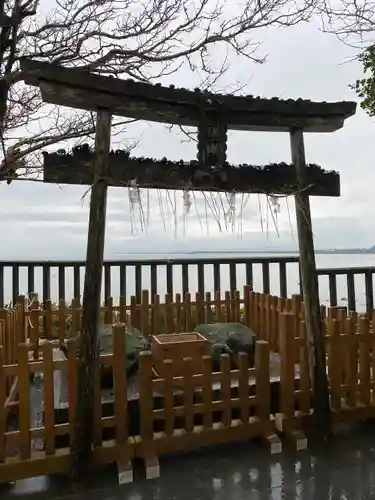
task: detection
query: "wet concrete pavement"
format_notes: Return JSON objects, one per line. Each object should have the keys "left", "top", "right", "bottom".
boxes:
{"left": 2, "top": 423, "right": 375, "bottom": 499}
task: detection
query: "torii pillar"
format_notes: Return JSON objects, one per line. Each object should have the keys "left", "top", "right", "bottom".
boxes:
{"left": 291, "top": 128, "right": 331, "bottom": 438}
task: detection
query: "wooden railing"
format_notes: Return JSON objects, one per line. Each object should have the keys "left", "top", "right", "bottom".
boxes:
{"left": 1, "top": 257, "right": 375, "bottom": 313}
{"left": 0, "top": 257, "right": 299, "bottom": 305}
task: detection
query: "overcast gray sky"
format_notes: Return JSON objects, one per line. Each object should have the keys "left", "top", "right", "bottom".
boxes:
{"left": 1, "top": 20, "right": 373, "bottom": 260}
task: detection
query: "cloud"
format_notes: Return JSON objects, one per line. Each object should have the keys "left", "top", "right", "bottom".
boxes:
{"left": 1, "top": 21, "right": 375, "bottom": 259}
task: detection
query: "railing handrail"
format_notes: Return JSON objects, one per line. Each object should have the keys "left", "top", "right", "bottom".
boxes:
{"left": 0, "top": 256, "right": 300, "bottom": 266}
{"left": 1, "top": 256, "right": 375, "bottom": 313}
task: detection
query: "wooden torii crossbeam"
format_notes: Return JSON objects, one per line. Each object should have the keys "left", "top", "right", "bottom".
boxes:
{"left": 42, "top": 150, "right": 340, "bottom": 196}
{"left": 19, "top": 58, "right": 356, "bottom": 480}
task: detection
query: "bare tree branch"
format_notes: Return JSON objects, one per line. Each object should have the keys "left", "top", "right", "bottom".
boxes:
{"left": 0, "top": 0, "right": 318, "bottom": 182}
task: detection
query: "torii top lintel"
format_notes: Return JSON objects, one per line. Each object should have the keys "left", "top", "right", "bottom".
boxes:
{"left": 20, "top": 59, "right": 356, "bottom": 133}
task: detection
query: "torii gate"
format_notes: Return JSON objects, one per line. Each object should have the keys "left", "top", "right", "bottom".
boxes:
{"left": 20, "top": 58, "right": 356, "bottom": 480}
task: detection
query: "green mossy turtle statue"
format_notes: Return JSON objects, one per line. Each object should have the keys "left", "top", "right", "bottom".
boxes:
{"left": 193, "top": 322, "right": 257, "bottom": 371}
{"left": 98, "top": 324, "right": 149, "bottom": 375}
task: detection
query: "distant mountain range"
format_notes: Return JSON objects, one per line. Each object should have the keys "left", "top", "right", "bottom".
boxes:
{"left": 316, "top": 247, "right": 375, "bottom": 254}
{"left": 257, "top": 247, "right": 375, "bottom": 254}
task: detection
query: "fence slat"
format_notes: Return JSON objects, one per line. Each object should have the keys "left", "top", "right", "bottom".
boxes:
{"left": 183, "top": 357, "right": 194, "bottom": 432}
{"left": 184, "top": 293, "right": 192, "bottom": 331}
{"left": 43, "top": 342, "right": 55, "bottom": 455}
{"left": 213, "top": 263, "right": 221, "bottom": 293}
{"left": 44, "top": 300, "right": 53, "bottom": 339}
{"left": 139, "top": 351, "right": 153, "bottom": 441}
{"left": 93, "top": 355, "right": 102, "bottom": 447}
{"left": 150, "top": 264, "right": 157, "bottom": 298}
{"left": 141, "top": 290, "right": 150, "bottom": 338}
{"left": 259, "top": 294, "right": 265, "bottom": 340}
{"left": 105, "top": 296, "right": 113, "bottom": 324}
{"left": 197, "top": 262, "right": 205, "bottom": 296}
{"left": 270, "top": 296, "right": 279, "bottom": 352}
{"left": 182, "top": 264, "right": 189, "bottom": 296}
{"left": 163, "top": 359, "right": 174, "bottom": 435}
{"left": 205, "top": 292, "right": 212, "bottom": 325}
{"left": 359, "top": 317, "right": 371, "bottom": 406}
{"left": 346, "top": 272, "right": 356, "bottom": 312}
{"left": 120, "top": 264, "right": 127, "bottom": 299}
{"left": 298, "top": 321, "right": 311, "bottom": 414}
{"left": 175, "top": 294, "right": 182, "bottom": 333}
{"left": 328, "top": 273, "right": 338, "bottom": 307}
{"left": 234, "top": 290, "right": 240, "bottom": 322}
{"left": 279, "top": 313, "right": 295, "bottom": 418}
{"left": 113, "top": 324, "right": 128, "bottom": 443}
{"left": 119, "top": 296, "right": 126, "bottom": 323}
{"left": 18, "top": 343, "right": 31, "bottom": 460}
{"left": 165, "top": 293, "right": 174, "bottom": 333}
{"left": 262, "top": 262, "right": 270, "bottom": 294}
{"left": 71, "top": 297, "right": 80, "bottom": 334}
{"left": 135, "top": 265, "right": 142, "bottom": 302}
{"left": 345, "top": 316, "right": 358, "bottom": 407}
{"left": 73, "top": 265, "right": 81, "bottom": 300}
{"left": 238, "top": 353, "right": 249, "bottom": 423}
{"left": 229, "top": 262, "right": 237, "bottom": 292}
{"left": 130, "top": 296, "right": 138, "bottom": 329}
{"left": 67, "top": 338, "right": 78, "bottom": 446}
{"left": 153, "top": 294, "right": 160, "bottom": 335}
{"left": 58, "top": 265, "right": 65, "bottom": 301}
{"left": 220, "top": 354, "right": 231, "bottom": 426}
{"left": 255, "top": 340, "right": 270, "bottom": 421}
{"left": 58, "top": 299, "right": 66, "bottom": 344}
{"left": 214, "top": 291, "right": 221, "bottom": 322}
{"left": 202, "top": 356, "right": 213, "bottom": 429}
{"left": 278, "top": 261, "right": 287, "bottom": 297}
{"left": 224, "top": 292, "right": 231, "bottom": 322}
{"left": 166, "top": 263, "right": 173, "bottom": 296}
{"left": 327, "top": 318, "right": 341, "bottom": 411}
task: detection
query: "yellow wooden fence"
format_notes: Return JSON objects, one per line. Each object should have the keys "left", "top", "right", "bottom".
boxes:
{"left": 0, "top": 322, "right": 276, "bottom": 483}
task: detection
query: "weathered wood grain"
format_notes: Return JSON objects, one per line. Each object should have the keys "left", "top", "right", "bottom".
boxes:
{"left": 291, "top": 128, "right": 331, "bottom": 438}
{"left": 20, "top": 58, "right": 357, "bottom": 132}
